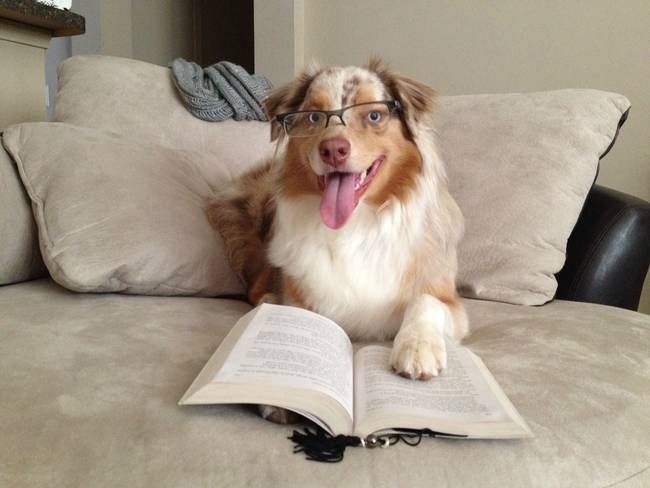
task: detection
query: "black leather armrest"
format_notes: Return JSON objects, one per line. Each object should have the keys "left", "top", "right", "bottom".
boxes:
{"left": 556, "top": 185, "right": 650, "bottom": 310}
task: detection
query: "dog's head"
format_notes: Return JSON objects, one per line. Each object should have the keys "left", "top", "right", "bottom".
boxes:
{"left": 265, "top": 58, "right": 436, "bottom": 229}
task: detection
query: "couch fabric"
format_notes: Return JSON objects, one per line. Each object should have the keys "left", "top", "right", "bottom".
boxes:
{"left": 0, "top": 142, "right": 46, "bottom": 285}
{"left": 1, "top": 279, "right": 648, "bottom": 487}
{"left": 3, "top": 123, "right": 244, "bottom": 297}
{"left": 52, "top": 55, "right": 630, "bottom": 305}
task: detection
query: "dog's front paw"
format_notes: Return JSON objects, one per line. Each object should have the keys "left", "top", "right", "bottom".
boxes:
{"left": 258, "top": 404, "right": 300, "bottom": 424}
{"left": 390, "top": 331, "right": 447, "bottom": 380}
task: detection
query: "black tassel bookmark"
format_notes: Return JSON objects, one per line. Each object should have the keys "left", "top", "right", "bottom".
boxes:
{"left": 288, "top": 426, "right": 466, "bottom": 462}
{"left": 288, "top": 426, "right": 362, "bottom": 462}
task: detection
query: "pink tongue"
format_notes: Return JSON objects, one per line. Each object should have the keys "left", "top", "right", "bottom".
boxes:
{"left": 320, "top": 172, "right": 357, "bottom": 229}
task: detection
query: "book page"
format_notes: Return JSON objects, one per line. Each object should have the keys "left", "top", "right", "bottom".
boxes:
{"left": 214, "top": 304, "right": 354, "bottom": 418}
{"left": 354, "top": 343, "right": 510, "bottom": 428}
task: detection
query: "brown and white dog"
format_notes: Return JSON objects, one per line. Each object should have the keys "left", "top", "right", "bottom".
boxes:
{"left": 207, "top": 59, "right": 468, "bottom": 421}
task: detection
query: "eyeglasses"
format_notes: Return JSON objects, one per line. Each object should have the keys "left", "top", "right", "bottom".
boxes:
{"left": 276, "top": 100, "right": 401, "bottom": 138}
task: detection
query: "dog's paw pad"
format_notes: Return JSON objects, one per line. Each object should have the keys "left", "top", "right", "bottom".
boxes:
{"left": 390, "top": 338, "right": 447, "bottom": 380}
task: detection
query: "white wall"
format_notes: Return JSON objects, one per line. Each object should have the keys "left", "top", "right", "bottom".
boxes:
{"left": 132, "top": 0, "right": 193, "bottom": 66}
{"left": 70, "top": 0, "right": 100, "bottom": 56}
{"left": 70, "top": 0, "right": 193, "bottom": 64}
{"left": 49, "top": 0, "right": 192, "bottom": 117}
{"left": 256, "top": 0, "right": 650, "bottom": 312}
{"left": 254, "top": 0, "right": 304, "bottom": 85}
{"left": 45, "top": 37, "right": 71, "bottom": 119}
{"left": 100, "top": 0, "right": 133, "bottom": 58}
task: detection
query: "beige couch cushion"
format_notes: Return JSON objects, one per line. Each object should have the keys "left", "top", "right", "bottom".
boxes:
{"left": 53, "top": 55, "right": 630, "bottom": 305}
{"left": 0, "top": 141, "right": 46, "bottom": 285}
{"left": 438, "top": 91, "right": 630, "bottom": 305}
{"left": 3, "top": 123, "right": 243, "bottom": 296}
{"left": 0, "top": 279, "right": 648, "bottom": 487}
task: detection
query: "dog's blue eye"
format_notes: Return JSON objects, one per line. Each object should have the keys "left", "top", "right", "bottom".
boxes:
{"left": 368, "top": 111, "right": 382, "bottom": 123}
{"left": 308, "top": 112, "right": 322, "bottom": 124}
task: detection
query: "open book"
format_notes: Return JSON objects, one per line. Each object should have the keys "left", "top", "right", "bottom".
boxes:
{"left": 180, "top": 303, "right": 532, "bottom": 439}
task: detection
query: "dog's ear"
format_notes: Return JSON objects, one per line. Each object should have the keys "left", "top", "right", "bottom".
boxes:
{"left": 367, "top": 57, "right": 436, "bottom": 138}
{"left": 393, "top": 75, "right": 437, "bottom": 135}
{"left": 263, "top": 61, "right": 323, "bottom": 142}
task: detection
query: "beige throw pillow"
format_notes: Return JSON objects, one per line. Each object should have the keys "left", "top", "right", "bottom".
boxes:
{"left": 438, "top": 90, "right": 630, "bottom": 305}
{"left": 3, "top": 123, "right": 243, "bottom": 297}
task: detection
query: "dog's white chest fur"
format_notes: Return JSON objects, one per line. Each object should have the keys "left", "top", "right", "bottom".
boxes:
{"left": 269, "top": 195, "right": 422, "bottom": 339}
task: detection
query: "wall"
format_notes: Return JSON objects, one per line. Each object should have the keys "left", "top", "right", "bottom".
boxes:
{"left": 70, "top": 0, "right": 100, "bottom": 56}
{"left": 257, "top": 0, "right": 650, "bottom": 312}
{"left": 254, "top": 0, "right": 304, "bottom": 85}
{"left": 132, "top": 0, "right": 193, "bottom": 66}
{"left": 44, "top": 37, "right": 71, "bottom": 119}
{"left": 100, "top": 0, "right": 133, "bottom": 58}
{"left": 47, "top": 0, "right": 191, "bottom": 118}
{"left": 70, "top": 0, "right": 193, "bottom": 64}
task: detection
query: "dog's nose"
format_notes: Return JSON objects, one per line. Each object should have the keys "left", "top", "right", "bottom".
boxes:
{"left": 319, "top": 137, "right": 350, "bottom": 167}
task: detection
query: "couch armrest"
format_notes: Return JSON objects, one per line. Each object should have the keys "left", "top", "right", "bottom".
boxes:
{"left": 556, "top": 184, "right": 650, "bottom": 310}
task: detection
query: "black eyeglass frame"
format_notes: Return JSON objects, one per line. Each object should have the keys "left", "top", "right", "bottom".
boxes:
{"left": 275, "top": 100, "right": 402, "bottom": 136}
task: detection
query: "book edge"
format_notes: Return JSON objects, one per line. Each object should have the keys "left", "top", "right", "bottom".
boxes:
{"left": 178, "top": 305, "right": 259, "bottom": 405}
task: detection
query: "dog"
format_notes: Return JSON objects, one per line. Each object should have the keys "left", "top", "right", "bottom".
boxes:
{"left": 207, "top": 58, "right": 468, "bottom": 423}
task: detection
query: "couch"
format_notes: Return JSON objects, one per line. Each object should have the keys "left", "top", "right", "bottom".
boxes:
{"left": 1, "top": 56, "right": 649, "bottom": 487}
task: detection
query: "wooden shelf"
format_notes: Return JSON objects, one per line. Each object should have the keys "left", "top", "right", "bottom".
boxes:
{"left": 0, "top": 0, "right": 84, "bottom": 37}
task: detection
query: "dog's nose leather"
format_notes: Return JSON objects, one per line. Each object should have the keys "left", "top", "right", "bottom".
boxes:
{"left": 319, "top": 137, "right": 350, "bottom": 167}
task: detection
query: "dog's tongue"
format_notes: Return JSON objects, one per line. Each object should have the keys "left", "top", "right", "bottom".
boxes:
{"left": 320, "top": 172, "right": 357, "bottom": 229}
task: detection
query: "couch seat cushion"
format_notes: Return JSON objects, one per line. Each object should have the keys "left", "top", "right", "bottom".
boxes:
{"left": 0, "top": 279, "right": 648, "bottom": 487}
